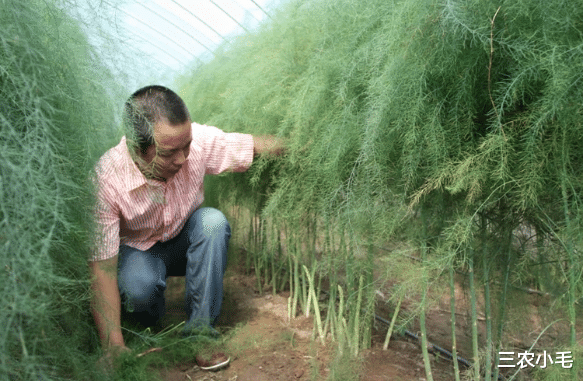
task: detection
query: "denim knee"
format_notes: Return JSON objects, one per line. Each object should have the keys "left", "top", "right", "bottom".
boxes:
{"left": 198, "top": 207, "right": 231, "bottom": 239}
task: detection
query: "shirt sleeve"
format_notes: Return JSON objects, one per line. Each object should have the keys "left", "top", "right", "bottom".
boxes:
{"left": 197, "top": 124, "right": 254, "bottom": 175}
{"left": 90, "top": 177, "right": 121, "bottom": 262}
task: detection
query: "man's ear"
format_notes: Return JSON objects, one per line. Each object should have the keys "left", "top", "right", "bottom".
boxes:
{"left": 132, "top": 144, "right": 153, "bottom": 170}
{"left": 140, "top": 143, "right": 157, "bottom": 162}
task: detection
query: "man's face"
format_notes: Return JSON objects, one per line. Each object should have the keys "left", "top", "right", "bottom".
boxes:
{"left": 139, "top": 120, "right": 192, "bottom": 181}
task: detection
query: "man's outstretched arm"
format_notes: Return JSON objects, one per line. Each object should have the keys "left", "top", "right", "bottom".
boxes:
{"left": 89, "top": 256, "right": 127, "bottom": 352}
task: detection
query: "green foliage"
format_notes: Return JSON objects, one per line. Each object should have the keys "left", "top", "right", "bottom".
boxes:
{"left": 0, "top": 0, "right": 121, "bottom": 378}
{"left": 180, "top": 0, "right": 578, "bottom": 235}
{"left": 177, "top": 0, "right": 583, "bottom": 373}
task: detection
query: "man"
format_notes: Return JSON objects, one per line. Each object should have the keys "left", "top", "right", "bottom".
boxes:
{"left": 89, "top": 85, "right": 284, "bottom": 370}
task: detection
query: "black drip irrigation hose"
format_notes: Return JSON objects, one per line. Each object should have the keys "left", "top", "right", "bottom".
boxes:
{"left": 371, "top": 312, "right": 473, "bottom": 369}
{"left": 319, "top": 289, "right": 505, "bottom": 380}
{"left": 372, "top": 310, "right": 506, "bottom": 380}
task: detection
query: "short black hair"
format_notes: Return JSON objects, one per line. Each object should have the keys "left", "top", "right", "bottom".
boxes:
{"left": 123, "top": 85, "right": 191, "bottom": 154}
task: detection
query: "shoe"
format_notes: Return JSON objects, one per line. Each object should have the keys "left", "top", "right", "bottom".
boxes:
{"left": 196, "top": 352, "right": 230, "bottom": 371}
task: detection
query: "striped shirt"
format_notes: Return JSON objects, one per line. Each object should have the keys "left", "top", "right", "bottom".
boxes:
{"left": 91, "top": 123, "right": 254, "bottom": 262}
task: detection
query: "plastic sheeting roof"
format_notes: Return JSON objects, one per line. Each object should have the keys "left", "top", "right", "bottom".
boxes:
{"left": 73, "top": 0, "right": 276, "bottom": 88}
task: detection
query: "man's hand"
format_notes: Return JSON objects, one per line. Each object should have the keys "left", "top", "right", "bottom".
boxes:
{"left": 253, "top": 135, "right": 286, "bottom": 157}
{"left": 97, "top": 344, "right": 131, "bottom": 374}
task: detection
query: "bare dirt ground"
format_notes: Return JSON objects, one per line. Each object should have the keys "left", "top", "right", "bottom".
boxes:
{"left": 150, "top": 258, "right": 566, "bottom": 381}
{"left": 153, "top": 272, "right": 460, "bottom": 380}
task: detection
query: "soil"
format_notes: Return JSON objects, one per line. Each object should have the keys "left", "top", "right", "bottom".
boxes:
{"left": 152, "top": 274, "right": 453, "bottom": 381}
{"left": 148, "top": 259, "right": 564, "bottom": 381}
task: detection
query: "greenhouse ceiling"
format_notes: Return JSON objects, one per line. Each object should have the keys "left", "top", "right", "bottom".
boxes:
{"left": 71, "top": 0, "right": 277, "bottom": 89}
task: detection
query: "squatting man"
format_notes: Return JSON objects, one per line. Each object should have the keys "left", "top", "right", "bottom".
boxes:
{"left": 89, "top": 85, "right": 285, "bottom": 370}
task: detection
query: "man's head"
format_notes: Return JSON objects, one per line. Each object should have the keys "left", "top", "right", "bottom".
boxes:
{"left": 124, "top": 85, "right": 193, "bottom": 181}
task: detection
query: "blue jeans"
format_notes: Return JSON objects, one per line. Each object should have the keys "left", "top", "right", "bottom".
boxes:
{"left": 117, "top": 207, "right": 230, "bottom": 334}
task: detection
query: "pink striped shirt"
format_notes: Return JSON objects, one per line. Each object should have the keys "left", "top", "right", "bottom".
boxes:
{"left": 91, "top": 123, "right": 254, "bottom": 262}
